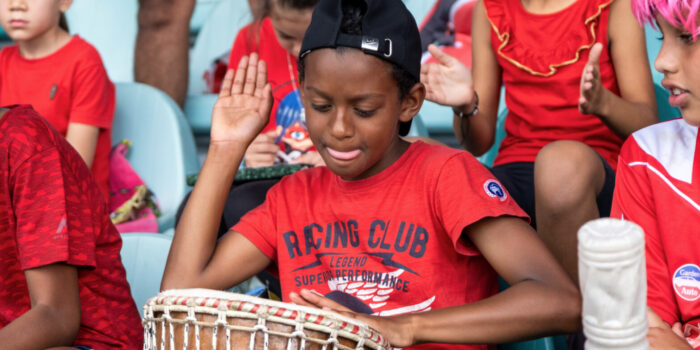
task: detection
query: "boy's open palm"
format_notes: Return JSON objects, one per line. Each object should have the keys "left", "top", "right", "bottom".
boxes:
{"left": 421, "top": 44, "right": 475, "bottom": 108}
{"left": 211, "top": 54, "right": 273, "bottom": 146}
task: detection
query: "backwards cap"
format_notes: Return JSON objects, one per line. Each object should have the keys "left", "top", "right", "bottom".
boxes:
{"left": 299, "top": 0, "right": 423, "bottom": 136}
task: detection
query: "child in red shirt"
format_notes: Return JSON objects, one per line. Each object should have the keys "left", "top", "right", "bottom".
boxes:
{"left": 0, "top": 0, "right": 115, "bottom": 198}
{"left": 0, "top": 105, "right": 142, "bottom": 349}
{"left": 612, "top": 1, "right": 700, "bottom": 349}
{"left": 228, "top": 0, "right": 321, "bottom": 167}
{"left": 163, "top": 0, "right": 581, "bottom": 348}
{"left": 421, "top": 0, "right": 658, "bottom": 287}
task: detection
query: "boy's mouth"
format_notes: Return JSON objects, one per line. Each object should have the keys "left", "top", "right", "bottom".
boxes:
{"left": 663, "top": 81, "right": 691, "bottom": 107}
{"left": 326, "top": 147, "right": 361, "bottom": 161}
{"left": 9, "top": 19, "right": 27, "bottom": 28}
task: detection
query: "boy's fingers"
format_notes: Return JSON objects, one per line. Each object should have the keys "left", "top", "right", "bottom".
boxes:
{"left": 254, "top": 60, "right": 268, "bottom": 98}
{"left": 219, "top": 69, "right": 234, "bottom": 98}
{"left": 672, "top": 322, "right": 684, "bottom": 337}
{"left": 427, "top": 44, "right": 455, "bottom": 66}
{"left": 244, "top": 53, "right": 259, "bottom": 95}
{"left": 258, "top": 84, "right": 274, "bottom": 120}
{"left": 587, "top": 42, "right": 603, "bottom": 66}
{"left": 233, "top": 55, "right": 250, "bottom": 94}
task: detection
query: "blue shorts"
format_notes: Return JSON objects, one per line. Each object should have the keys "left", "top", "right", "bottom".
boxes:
{"left": 75, "top": 346, "right": 93, "bottom": 350}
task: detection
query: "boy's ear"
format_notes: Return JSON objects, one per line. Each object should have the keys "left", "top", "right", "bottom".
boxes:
{"left": 399, "top": 82, "right": 426, "bottom": 124}
{"left": 59, "top": 0, "right": 73, "bottom": 13}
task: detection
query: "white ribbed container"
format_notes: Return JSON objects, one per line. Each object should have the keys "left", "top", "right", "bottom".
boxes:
{"left": 578, "top": 218, "right": 648, "bottom": 350}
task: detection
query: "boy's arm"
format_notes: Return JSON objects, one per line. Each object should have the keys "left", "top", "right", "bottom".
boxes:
{"left": 65, "top": 123, "right": 99, "bottom": 167}
{"left": 162, "top": 54, "right": 273, "bottom": 291}
{"left": 0, "top": 264, "right": 81, "bottom": 350}
{"left": 292, "top": 216, "right": 579, "bottom": 347}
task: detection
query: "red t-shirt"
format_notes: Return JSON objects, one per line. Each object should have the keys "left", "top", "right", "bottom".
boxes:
{"left": 0, "top": 35, "right": 115, "bottom": 197}
{"left": 611, "top": 119, "right": 700, "bottom": 345}
{"left": 0, "top": 106, "right": 142, "bottom": 349}
{"left": 484, "top": 0, "right": 623, "bottom": 169}
{"left": 234, "top": 142, "right": 528, "bottom": 350}
{"left": 228, "top": 18, "right": 314, "bottom": 162}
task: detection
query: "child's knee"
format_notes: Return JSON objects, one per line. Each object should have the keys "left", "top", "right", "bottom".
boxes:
{"left": 534, "top": 141, "right": 606, "bottom": 208}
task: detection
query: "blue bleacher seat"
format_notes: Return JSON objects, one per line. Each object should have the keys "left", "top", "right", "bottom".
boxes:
{"left": 120, "top": 233, "right": 173, "bottom": 316}
{"left": 189, "top": 0, "right": 252, "bottom": 95}
{"left": 186, "top": 0, "right": 252, "bottom": 133}
{"left": 112, "top": 82, "right": 200, "bottom": 232}
{"left": 65, "top": 0, "right": 138, "bottom": 82}
{"left": 406, "top": 114, "right": 430, "bottom": 137}
{"left": 403, "top": 0, "right": 436, "bottom": 25}
{"left": 184, "top": 93, "right": 217, "bottom": 135}
{"left": 190, "top": 0, "right": 223, "bottom": 35}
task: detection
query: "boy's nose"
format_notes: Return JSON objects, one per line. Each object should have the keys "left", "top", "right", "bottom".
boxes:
{"left": 329, "top": 109, "right": 353, "bottom": 139}
{"left": 8, "top": 0, "right": 27, "bottom": 10}
{"left": 654, "top": 39, "right": 678, "bottom": 76}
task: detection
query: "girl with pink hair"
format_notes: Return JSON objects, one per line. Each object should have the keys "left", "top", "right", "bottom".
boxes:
{"left": 612, "top": 1, "right": 700, "bottom": 349}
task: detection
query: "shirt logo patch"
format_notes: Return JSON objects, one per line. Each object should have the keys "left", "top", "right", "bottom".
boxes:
{"left": 673, "top": 264, "right": 700, "bottom": 301}
{"left": 483, "top": 179, "right": 507, "bottom": 201}
{"left": 49, "top": 85, "right": 58, "bottom": 100}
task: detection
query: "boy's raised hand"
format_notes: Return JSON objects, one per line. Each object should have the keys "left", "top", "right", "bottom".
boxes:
{"left": 211, "top": 53, "right": 272, "bottom": 147}
{"left": 421, "top": 44, "right": 475, "bottom": 109}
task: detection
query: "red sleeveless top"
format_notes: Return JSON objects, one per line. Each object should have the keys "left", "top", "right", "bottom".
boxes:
{"left": 484, "top": 0, "right": 622, "bottom": 169}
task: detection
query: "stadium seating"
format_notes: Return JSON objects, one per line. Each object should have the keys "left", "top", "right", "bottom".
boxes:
{"left": 189, "top": 0, "right": 252, "bottom": 95}
{"left": 184, "top": 93, "right": 218, "bottom": 135}
{"left": 407, "top": 114, "right": 431, "bottom": 138}
{"left": 112, "top": 82, "right": 200, "bottom": 232}
{"left": 120, "top": 232, "right": 173, "bottom": 316}
{"left": 190, "top": 0, "right": 223, "bottom": 35}
{"left": 65, "top": 0, "right": 138, "bottom": 82}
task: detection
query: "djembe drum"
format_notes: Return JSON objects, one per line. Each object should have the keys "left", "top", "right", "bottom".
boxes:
{"left": 142, "top": 289, "right": 390, "bottom": 350}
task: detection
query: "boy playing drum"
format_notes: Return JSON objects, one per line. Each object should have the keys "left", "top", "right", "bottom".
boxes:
{"left": 163, "top": 0, "right": 581, "bottom": 348}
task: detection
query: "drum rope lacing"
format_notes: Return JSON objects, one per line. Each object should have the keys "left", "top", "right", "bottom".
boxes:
{"left": 142, "top": 298, "right": 386, "bottom": 350}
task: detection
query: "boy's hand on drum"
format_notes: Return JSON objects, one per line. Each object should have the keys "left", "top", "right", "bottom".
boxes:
{"left": 579, "top": 43, "right": 610, "bottom": 116}
{"left": 290, "top": 289, "right": 416, "bottom": 348}
{"left": 244, "top": 130, "right": 280, "bottom": 168}
{"left": 421, "top": 44, "right": 476, "bottom": 110}
{"left": 211, "top": 53, "right": 273, "bottom": 148}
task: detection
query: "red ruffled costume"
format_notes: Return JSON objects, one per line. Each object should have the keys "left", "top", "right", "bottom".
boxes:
{"left": 485, "top": 0, "right": 623, "bottom": 169}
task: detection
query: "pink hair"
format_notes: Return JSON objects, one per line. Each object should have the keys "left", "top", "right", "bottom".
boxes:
{"left": 633, "top": 0, "right": 700, "bottom": 38}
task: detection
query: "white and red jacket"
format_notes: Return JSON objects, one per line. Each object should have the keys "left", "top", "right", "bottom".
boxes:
{"left": 611, "top": 118, "right": 700, "bottom": 348}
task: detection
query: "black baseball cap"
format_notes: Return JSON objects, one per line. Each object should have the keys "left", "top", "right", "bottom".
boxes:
{"left": 299, "top": 0, "right": 422, "bottom": 136}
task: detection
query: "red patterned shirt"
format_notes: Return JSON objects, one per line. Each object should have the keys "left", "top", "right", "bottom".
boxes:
{"left": 0, "top": 105, "right": 142, "bottom": 349}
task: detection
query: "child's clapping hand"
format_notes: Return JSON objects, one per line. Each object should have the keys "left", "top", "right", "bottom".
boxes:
{"left": 211, "top": 53, "right": 273, "bottom": 148}
{"left": 421, "top": 44, "right": 476, "bottom": 110}
{"left": 579, "top": 43, "right": 609, "bottom": 116}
